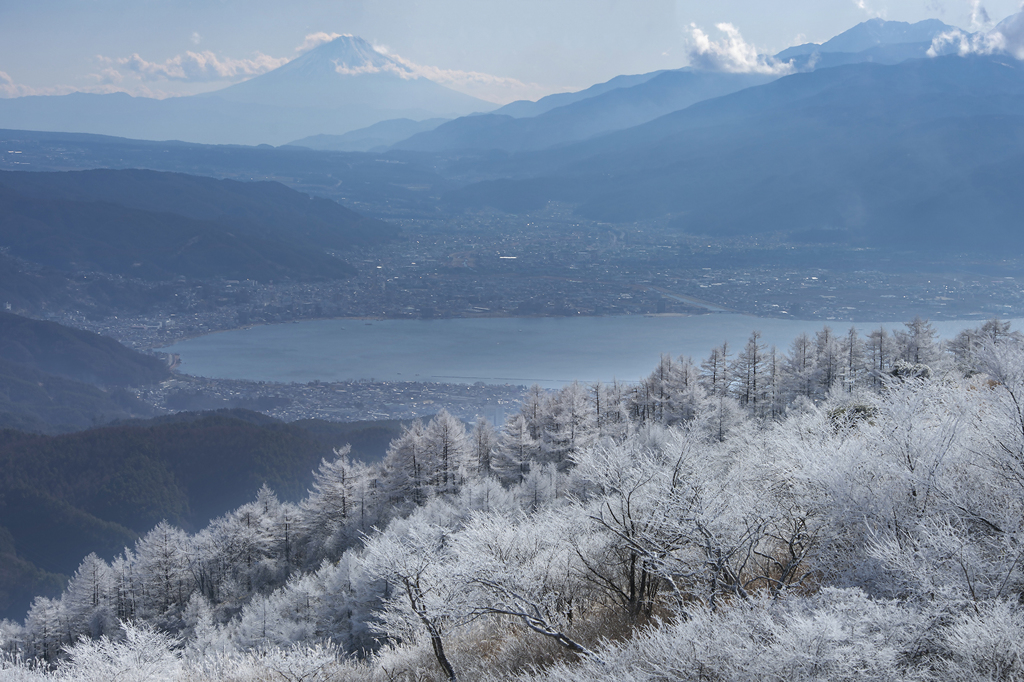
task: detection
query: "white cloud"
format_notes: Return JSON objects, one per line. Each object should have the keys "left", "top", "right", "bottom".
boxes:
{"left": 385, "top": 49, "right": 533, "bottom": 89}
{"left": 928, "top": 9, "right": 1024, "bottom": 58}
{"left": 97, "top": 50, "right": 289, "bottom": 83}
{"left": 296, "top": 32, "right": 345, "bottom": 53}
{"left": 22, "top": 31, "right": 558, "bottom": 104}
{"left": 1, "top": 70, "right": 53, "bottom": 97}
{"left": 0, "top": 70, "right": 17, "bottom": 97}
{"left": 190, "top": 32, "right": 202, "bottom": 46}
{"left": 0, "top": 69, "right": 117, "bottom": 98}
{"left": 970, "top": 0, "right": 993, "bottom": 29}
{"left": 323, "top": 38, "right": 554, "bottom": 103}
{"left": 687, "top": 23, "right": 795, "bottom": 75}
{"left": 852, "top": 0, "right": 888, "bottom": 19}
{"left": 333, "top": 61, "right": 388, "bottom": 77}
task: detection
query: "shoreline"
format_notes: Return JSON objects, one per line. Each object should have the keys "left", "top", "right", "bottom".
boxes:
{"left": 145, "top": 311, "right": 718, "bottom": 351}
{"left": 144, "top": 308, "right": 1000, "bottom": 351}
{"left": 156, "top": 314, "right": 1011, "bottom": 390}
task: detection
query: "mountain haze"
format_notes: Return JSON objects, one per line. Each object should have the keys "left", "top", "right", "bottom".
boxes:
{"left": 288, "top": 118, "right": 449, "bottom": 152}
{"left": 212, "top": 35, "right": 490, "bottom": 117}
{"left": 776, "top": 17, "right": 956, "bottom": 59}
{"left": 446, "top": 55, "right": 1024, "bottom": 254}
{"left": 393, "top": 70, "right": 776, "bottom": 153}
{"left": 0, "top": 36, "right": 493, "bottom": 146}
{"left": 493, "top": 70, "right": 668, "bottom": 118}
{"left": 390, "top": 19, "right": 964, "bottom": 154}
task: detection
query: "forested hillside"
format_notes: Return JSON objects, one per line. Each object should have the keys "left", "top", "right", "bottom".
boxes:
{"left": 0, "top": 169, "right": 399, "bottom": 285}
{"left": 0, "top": 358, "right": 154, "bottom": 435}
{"left": 5, "top": 318, "right": 1024, "bottom": 680}
{"left": 0, "top": 311, "right": 167, "bottom": 436}
{"left": 0, "top": 170, "right": 395, "bottom": 251}
{"left": 0, "top": 411, "right": 412, "bottom": 622}
{"left": 0, "top": 186, "right": 352, "bottom": 283}
{"left": 0, "top": 311, "right": 168, "bottom": 388}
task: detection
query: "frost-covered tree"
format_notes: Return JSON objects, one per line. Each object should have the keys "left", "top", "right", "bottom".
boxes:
{"left": 699, "top": 341, "right": 731, "bottom": 398}
{"left": 542, "top": 382, "right": 596, "bottom": 465}
{"left": 520, "top": 384, "right": 549, "bottom": 441}
{"left": 361, "top": 505, "right": 469, "bottom": 682}
{"left": 785, "top": 332, "right": 817, "bottom": 399}
{"left": 734, "top": 331, "right": 767, "bottom": 414}
{"left": 947, "top": 318, "right": 1021, "bottom": 375}
{"left": 592, "top": 380, "right": 631, "bottom": 440}
{"left": 301, "top": 446, "right": 382, "bottom": 561}
{"left": 381, "top": 419, "right": 427, "bottom": 505}
{"left": 814, "top": 325, "right": 841, "bottom": 395}
{"left": 421, "top": 409, "right": 469, "bottom": 494}
{"left": 469, "top": 416, "right": 497, "bottom": 478}
{"left": 133, "top": 522, "right": 193, "bottom": 625}
{"left": 494, "top": 412, "right": 537, "bottom": 484}
{"left": 63, "top": 554, "right": 116, "bottom": 641}
{"left": 865, "top": 326, "right": 890, "bottom": 386}
{"left": 894, "top": 316, "right": 939, "bottom": 367}
{"left": 840, "top": 325, "right": 867, "bottom": 392}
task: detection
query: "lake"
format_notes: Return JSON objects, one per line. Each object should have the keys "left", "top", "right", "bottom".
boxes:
{"left": 164, "top": 314, "right": 1011, "bottom": 389}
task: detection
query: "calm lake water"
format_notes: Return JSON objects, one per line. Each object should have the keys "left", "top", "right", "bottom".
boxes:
{"left": 164, "top": 314, "right": 1014, "bottom": 389}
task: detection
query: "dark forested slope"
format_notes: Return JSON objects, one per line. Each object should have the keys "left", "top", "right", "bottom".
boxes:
{"left": 0, "top": 170, "right": 393, "bottom": 282}
{"left": 0, "top": 169, "right": 395, "bottom": 250}
{"left": 0, "top": 310, "right": 168, "bottom": 387}
{"left": 0, "top": 411, "right": 411, "bottom": 620}
{"left": 0, "top": 312, "right": 166, "bottom": 433}
{"left": 0, "top": 358, "right": 154, "bottom": 435}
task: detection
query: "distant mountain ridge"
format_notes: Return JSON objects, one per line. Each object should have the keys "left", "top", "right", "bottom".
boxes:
{"left": 0, "top": 35, "right": 493, "bottom": 146}
{"left": 386, "top": 18, "right": 964, "bottom": 154}
{"left": 288, "top": 118, "right": 449, "bottom": 152}
{"left": 776, "top": 17, "right": 956, "bottom": 59}
{"left": 493, "top": 71, "right": 668, "bottom": 118}
{"left": 444, "top": 55, "right": 1024, "bottom": 254}
{"left": 393, "top": 70, "right": 776, "bottom": 153}
{"left": 0, "top": 169, "right": 393, "bottom": 250}
{"left": 211, "top": 35, "right": 489, "bottom": 115}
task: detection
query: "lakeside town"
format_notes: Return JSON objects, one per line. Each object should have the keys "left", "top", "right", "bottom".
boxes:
{"left": 130, "top": 372, "right": 527, "bottom": 424}
{"left": 45, "top": 213, "right": 1024, "bottom": 354}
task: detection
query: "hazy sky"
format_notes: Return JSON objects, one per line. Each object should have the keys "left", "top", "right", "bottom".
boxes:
{"left": 1, "top": 0, "right": 1021, "bottom": 103}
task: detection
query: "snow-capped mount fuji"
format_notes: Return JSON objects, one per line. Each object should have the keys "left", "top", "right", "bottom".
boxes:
{"left": 0, "top": 35, "right": 493, "bottom": 146}
{"left": 211, "top": 35, "right": 492, "bottom": 116}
